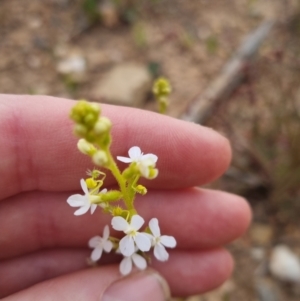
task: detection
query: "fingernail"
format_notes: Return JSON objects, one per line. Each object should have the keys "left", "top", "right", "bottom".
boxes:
{"left": 102, "top": 270, "right": 170, "bottom": 301}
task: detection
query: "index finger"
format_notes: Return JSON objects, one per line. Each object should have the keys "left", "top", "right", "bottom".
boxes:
{"left": 0, "top": 94, "right": 231, "bottom": 199}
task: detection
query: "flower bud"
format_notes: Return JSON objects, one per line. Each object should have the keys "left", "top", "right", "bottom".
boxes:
{"left": 70, "top": 100, "right": 100, "bottom": 129}
{"left": 94, "top": 117, "right": 112, "bottom": 135}
{"left": 84, "top": 112, "right": 98, "bottom": 128}
{"left": 112, "top": 207, "right": 128, "bottom": 219}
{"left": 92, "top": 150, "right": 108, "bottom": 166}
{"left": 77, "top": 139, "right": 96, "bottom": 156}
{"left": 74, "top": 124, "right": 88, "bottom": 137}
{"left": 135, "top": 185, "right": 147, "bottom": 195}
{"left": 147, "top": 168, "right": 158, "bottom": 179}
{"left": 152, "top": 77, "right": 172, "bottom": 98}
{"left": 85, "top": 131, "right": 97, "bottom": 143}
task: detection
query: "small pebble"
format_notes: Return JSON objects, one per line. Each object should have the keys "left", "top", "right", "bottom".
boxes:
{"left": 269, "top": 245, "right": 300, "bottom": 283}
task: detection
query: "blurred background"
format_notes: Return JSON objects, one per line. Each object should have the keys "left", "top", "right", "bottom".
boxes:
{"left": 1, "top": 0, "right": 300, "bottom": 300}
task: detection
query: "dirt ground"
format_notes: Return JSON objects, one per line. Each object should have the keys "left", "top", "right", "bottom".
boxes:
{"left": 1, "top": 1, "right": 300, "bottom": 300}
{"left": 0, "top": 0, "right": 276, "bottom": 110}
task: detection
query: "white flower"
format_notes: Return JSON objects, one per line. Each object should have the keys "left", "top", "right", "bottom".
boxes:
{"left": 117, "top": 146, "right": 158, "bottom": 178}
{"left": 88, "top": 225, "right": 113, "bottom": 261}
{"left": 111, "top": 215, "right": 151, "bottom": 256}
{"left": 117, "top": 146, "right": 157, "bottom": 164}
{"left": 67, "top": 179, "right": 107, "bottom": 215}
{"left": 119, "top": 251, "right": 147, "bottom": 276}
{"left": 149, "top": 218, "right": 176, "bottom": 262}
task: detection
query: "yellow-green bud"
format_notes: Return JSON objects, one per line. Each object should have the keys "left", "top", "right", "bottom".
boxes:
{"left": 94, "top": 117, "right": 112, "bottom": 135}
{"left": 148, "top": 168, "right": 158, "bottom": 179}
{"left": 77, "top": 139, "right": 97, "bottom": 156}
{"left": 74, "top": 124, "right": 88, "bottom": 137}
{"left": 152, "top": 77, "right": 172, "bottom": 98}
{"left": 70, "top": 100, "right": 100, "bottom": 129}
{"left": 98, "top": 133, "right": 111, "bottom": 148}
{"left": 135, "top": 185, "right": 147, "bottom": 195}
{"left": 92, "top": 150, "right": 108, "bottom": 166}
{"left": 112, "top": 207, "right": 128, "bottom": 219}
{"left": 84, "top": 113, "right": 98, "bottom": 128}
{"left": 85, "top": 131, "right": 97, "bottom": 143}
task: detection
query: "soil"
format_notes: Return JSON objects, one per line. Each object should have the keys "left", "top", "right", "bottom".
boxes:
{"left": 1, "top": 1, "right": 300, "bottom": 300}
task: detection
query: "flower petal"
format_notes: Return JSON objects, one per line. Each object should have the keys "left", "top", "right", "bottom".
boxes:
{"left": 144, "top": 233, "right": 155, "bottom": 246}
{"left": 103, "top": 240, "right": 113, "bottom": 252}
{"left": 132, "top": 253, "right": 147, "bottom": 270}
{"left": 100, "top": 188, "right": 107, "bottom": 194}
{"left": 91, "top": 247, "right": 103, "bottom": 261}
{"left": 128, "top": 146, "right": 142, "bottom": 160}
{"left": 135, "top": 233, "right": 151, "bottom": 252}
{"left": 102, "top": 225, "right": 110, "bottom": 240}
{"left": 139, "top": 163, "right": 150, "bottom": 178}
{"left": 120, "top": 257, "right": 132, "bottom": 276}
{"left": 160, "top": 235, "right": 177, "bottom": 248}
{"left": 80, "top": 178, "right": 89, "bottom": 195}
{"left": 149, "top": 218, "right": 161, "bottom": 238}
{"left": 154, "top": 243, "right": 169, "bottom": 261}
{"left": 88, "top": 236, "right": 101, "bottom": 248}
{"left": 130, "top": 215, "right": 144, "bottom": 230}
{"left": 116, "top": 156, "right": 133, "bottom": 163}
{"left": 74, "top": 204, "right": 90, "bottom": 216}
{"left": 120, "top": 235, "right": 135, "bottom": 256}
{"left": 90, "top": 204, "right": 97, "bottom": 214}
{"left": 67, "top": 195, "right": 85, "bottom": 207}
{"left": 111, "top": 216, "right": 129, "bottom": 231}
{"left": 142, "top": 154, "right": 158, "bottom": 163}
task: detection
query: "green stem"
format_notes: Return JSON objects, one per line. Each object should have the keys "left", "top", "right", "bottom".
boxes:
{"left": 105, "top": 150, "right": 133, "bottom": 210}
{"left": 128, "top": 175, "right": 140, "bottom": 200}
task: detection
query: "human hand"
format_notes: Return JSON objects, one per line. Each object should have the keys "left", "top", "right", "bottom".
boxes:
{"left": 0, "top": 95, "right": 251, "bottom": 300}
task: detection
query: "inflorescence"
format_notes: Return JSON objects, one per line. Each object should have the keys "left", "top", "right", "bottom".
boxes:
{"left": 67, "top": 100, "right": 176, "bottom": 275}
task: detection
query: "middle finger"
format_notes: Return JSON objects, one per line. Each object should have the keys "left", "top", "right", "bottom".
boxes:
{"left": 0, "top": 188, "right": 251, "bottom": 260}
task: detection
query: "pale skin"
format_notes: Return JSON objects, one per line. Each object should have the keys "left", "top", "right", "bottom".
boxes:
{"left": 0, "top": 95, "right": 251, "bottom": 299}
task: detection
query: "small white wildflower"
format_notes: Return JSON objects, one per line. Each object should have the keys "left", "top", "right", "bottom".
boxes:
{"left": 149, "top": 218, "right": 176, "bottom": 261}
{"left": 67, "top": 179, "right": 107, "bottom": 215}
{"left": 117, "top": 146, "right": 157, "bottom": 164}
{"left": 117, "top": 146, "right": 158, "bottom": 178}
{"left": 111, "top": 215, "right": 151, "bottom": 256}
{"left": 119, "top": 251, "right": 147, "bottom": 276}
{"left": 88, "top": 225, "right": 113, "bottom": 261}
